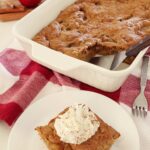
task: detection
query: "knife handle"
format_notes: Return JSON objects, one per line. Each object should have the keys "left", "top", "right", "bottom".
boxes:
{"left": 126, "top": 36, "right": 150, "bottom": 57}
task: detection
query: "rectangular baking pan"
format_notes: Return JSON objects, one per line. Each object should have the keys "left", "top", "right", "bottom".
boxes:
{"left": 12, "top": 0, "right": 147, "bottom": 92}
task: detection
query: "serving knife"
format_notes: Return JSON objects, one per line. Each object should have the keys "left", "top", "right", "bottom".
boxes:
{"left": 110, "top": 36, "right": 150, "bottom": 70}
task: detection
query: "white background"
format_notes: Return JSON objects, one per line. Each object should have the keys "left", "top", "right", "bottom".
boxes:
{"left": 0, "top": 21, "right": 17, "bottom": 150}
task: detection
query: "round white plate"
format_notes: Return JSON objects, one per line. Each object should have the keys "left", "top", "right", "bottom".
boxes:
{"left": 7, "top": 90, "right": 140, "bottom": 150}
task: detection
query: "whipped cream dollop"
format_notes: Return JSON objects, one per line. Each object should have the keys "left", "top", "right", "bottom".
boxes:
{"left": 54, "top": 104, "right": 100, "bottom": 144}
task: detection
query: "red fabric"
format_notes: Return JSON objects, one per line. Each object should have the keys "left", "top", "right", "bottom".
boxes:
{"left": 21, "top": 61, "right": 53, "bottom": 80}
{"left": 80, "top": 83, "right": 120, "bottom": 102}
{"left": 0, "top": 103, "right": 22, "bottom": 126}
{"left": 0, "top": 49, "right": 30, "bottom": 76}
{"left": 0, "top": 48, "right": 150, "bottom": 125}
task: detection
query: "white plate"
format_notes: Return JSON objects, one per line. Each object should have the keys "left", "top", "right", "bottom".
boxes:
{"left": 7, "top": 90, "right": 140, "bottom": 150}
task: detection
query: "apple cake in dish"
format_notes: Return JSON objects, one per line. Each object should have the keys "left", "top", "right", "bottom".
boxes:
{"left": 36, "top": 104, "right": 120, "bottom": 150}
{"left": 33, "top": 0, "right": 150, "bottom": 61}
{"left": 0, "top": 0, "right": 25, "bottom": 13}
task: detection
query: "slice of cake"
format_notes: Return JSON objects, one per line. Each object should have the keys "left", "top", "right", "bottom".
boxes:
{"left": 35, "top": 104, "right": 120, "bottom": 150}
{"left": 0, "top": 0, "right": 25, "bottom": 14}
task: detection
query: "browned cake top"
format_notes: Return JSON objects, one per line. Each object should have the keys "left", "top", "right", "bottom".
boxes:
{"left": 33, "top": 0, "right": 150, "bottom": 60}
{"left": 36, "top": 117, "right": 120, "bottom": 150}
{"left": 36, "top": 107, "right": 120, "bottom": 150}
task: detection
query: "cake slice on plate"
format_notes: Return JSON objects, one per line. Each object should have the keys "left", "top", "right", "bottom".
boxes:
{"left": 36, "top": 104, "right": 120, "bottom": 150}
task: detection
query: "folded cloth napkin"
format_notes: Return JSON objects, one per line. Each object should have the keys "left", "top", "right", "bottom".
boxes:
{"left": 0, "top": 48, "right": 150, "bottom": 149}
{"left": 0, "top": 49, "right": 121, "bottom": 125}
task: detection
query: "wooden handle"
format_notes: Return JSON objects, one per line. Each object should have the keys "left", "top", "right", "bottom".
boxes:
{"left": 126, "top": 36, "right": 150, "bottom": 57}
{"left": 0, "top": 9, "right": 32, "bottom": 22}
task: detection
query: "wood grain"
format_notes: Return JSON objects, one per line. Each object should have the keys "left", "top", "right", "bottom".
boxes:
{"left": 0, "top": 7, "right": 25, "bottom": 14}
{"left": 0, "top": 9, "right": 32, "bottom": 21}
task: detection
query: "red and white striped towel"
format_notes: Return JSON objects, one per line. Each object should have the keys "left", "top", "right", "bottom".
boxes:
{"left": 0, "top": 48, "right": 150, "bottom": 150}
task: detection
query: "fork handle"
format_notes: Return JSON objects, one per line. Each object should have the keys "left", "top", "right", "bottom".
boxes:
{"left": 140, "top": 56, "right": 149, "bottom": 89}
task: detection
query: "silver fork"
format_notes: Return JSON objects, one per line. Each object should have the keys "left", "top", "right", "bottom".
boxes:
{"left": 132, "top": 56, "right": 149, "bottom": 117}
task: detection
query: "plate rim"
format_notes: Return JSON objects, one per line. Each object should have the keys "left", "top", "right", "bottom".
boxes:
{"left": 7, "top": 90, "right": 140, "bottom": 150}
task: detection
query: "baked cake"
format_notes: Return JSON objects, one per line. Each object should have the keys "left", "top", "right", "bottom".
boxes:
{"left": 0, "top": 0, "right": 25, "bottom": 14}
{"left": 36, "top": 104, "right": 120, "bottom": 150}
{"left": 33, "top": 0, "right": 150, "bottom": 61}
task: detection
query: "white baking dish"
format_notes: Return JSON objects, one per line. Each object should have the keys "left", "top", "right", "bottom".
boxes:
{"left": 13, "top": 0, "right": 147, "bottom": 92}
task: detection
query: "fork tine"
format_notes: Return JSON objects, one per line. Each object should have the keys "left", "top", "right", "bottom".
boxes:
{"left": 143, "top": 107, "right": 147, "bottom": 117}
{"left": 139, "top": 106, "right": 143, "bottom": 117}
{"left": 132, "top": 107, "right": 135, "bottom": 115}
{"left": 135, "top": 106, "right": 139, "bottom": 117}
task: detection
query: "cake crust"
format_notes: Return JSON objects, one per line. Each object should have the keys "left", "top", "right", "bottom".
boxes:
{"left": 35, "top": 108, "right": 120, "bottom": 150}
{"left": 33, "top": 0, "right": 150, "bottom": 61}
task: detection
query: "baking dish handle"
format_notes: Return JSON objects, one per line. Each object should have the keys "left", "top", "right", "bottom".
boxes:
{"left": 30, "top": 43, "right": 83, "bottom": 72}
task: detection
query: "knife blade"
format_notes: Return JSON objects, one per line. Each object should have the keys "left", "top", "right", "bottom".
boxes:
{"left": 110, "top": 36, "right": 150, "bottom": 70}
